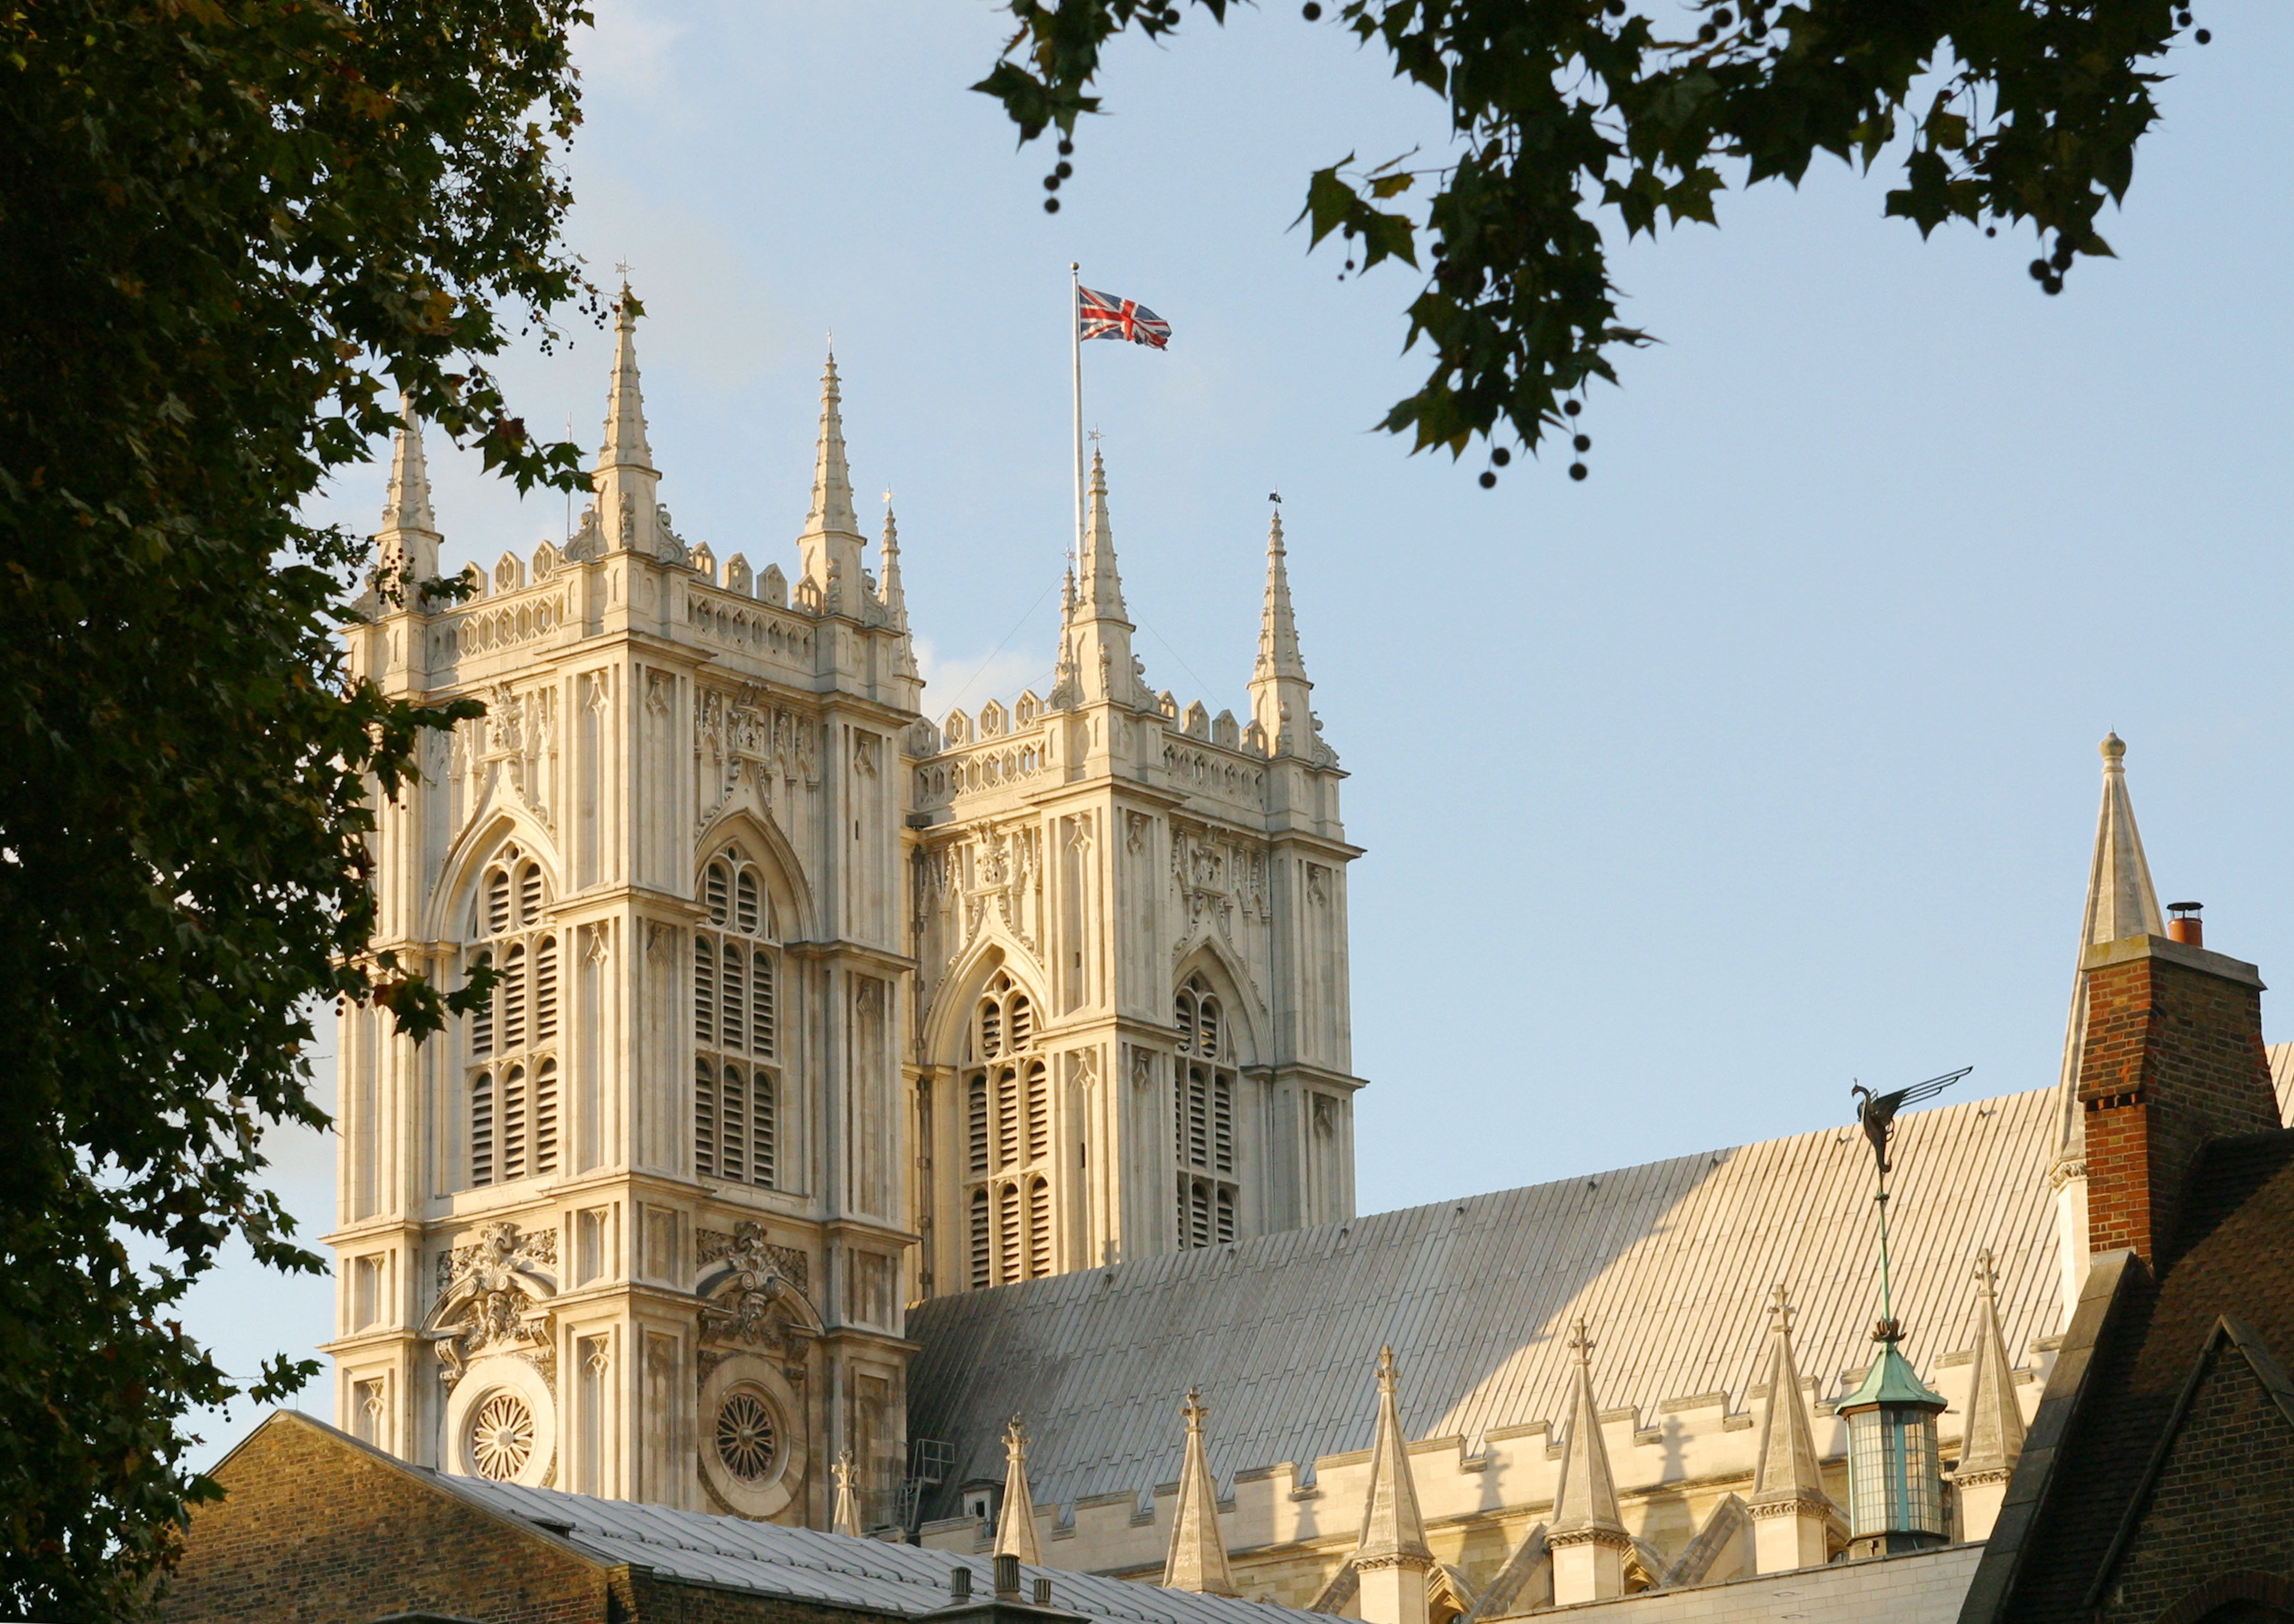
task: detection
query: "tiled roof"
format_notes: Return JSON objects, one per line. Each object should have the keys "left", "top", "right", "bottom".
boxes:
{"left": 445, "top": 1475, "right": 1320, "bottom": 1624}
{"left": 1961, "top": 1128, "right": 2294, "bottom": 1624}
{"left": 908, "top": 1090, "right": 2064, "bottom": 1519}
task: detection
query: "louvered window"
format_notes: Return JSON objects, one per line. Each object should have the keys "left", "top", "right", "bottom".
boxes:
{"left": 694, "top": 844, "right": 781, "bottom": 1190}
{"left": 1028, "top": 1177, "right": 1052, "bottom": 1278}
{"left": 464, "top": 846, "right": 560, "bottom": 1189}
{"left": 1172, "top": 973, "right": 1242, "bottom": 1251}
{"left": 969, "top": 1188, "right": 991, "bottom": 1290}
{"left": 960, "top": 969, "right": 1057, "bottom": 1290}
{"left": 997, "top": 1182, "right": 1021, "bottom": 1285}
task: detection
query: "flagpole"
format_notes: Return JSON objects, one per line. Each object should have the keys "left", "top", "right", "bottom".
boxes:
{"left": 1070, "top": 262, "right": 1085, "bottom": 566}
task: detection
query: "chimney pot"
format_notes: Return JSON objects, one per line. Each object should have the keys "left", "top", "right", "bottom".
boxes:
{"left": 995, "top": 1553, "right": 1021, "bottom": 1599}
{"left": 2168, "top": 900, "right": 2204, "bottom": 946}
{"left": 1033, "top": 1578, "right": 1054, "bottom": 1606}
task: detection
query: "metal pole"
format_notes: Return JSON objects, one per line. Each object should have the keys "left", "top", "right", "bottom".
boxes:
{"left": 1070, "top": 263, "right": 1085, "bottom": 564}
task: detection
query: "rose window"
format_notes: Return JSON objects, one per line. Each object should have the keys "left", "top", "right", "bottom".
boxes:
{"left": 714, "top": 1389, "right": 779, "bottom": 1481}
{"left": 470, "top": 1391, "right": 535, "bottom": 1481}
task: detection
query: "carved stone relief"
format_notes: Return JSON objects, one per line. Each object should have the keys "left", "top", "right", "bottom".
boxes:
{"left": 421, "top": 1220, "right": 558, "bottom": 1386}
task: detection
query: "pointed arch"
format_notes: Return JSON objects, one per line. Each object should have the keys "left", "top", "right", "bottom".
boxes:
{"left": 1171, "top": 941, "right": 1263, "bottom": 1068}
{"left": 424, "top": 807, "right": 564, "bottom": 947}
{"left": 694, "top": 805, "right": 816, "bottom": 944}
{"left": 918, "top": 934, "right": 1048, "bottom": 1070}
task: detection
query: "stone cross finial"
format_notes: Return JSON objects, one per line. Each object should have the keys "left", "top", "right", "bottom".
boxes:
{"left": 1974, "top": 1246, "right": 1999, "bottom": 1298}
{"left": 1569, "top": 1319, "right": 1595, "bottom": 1364}
{"left": 1376, "top": 1344, "right": 1399, "bottom": 1392}
{"left": 1769, "top": 1283, "right": 1796, "bottom": 1330}
{"left": 1183, "top": 1387, "right": 1206, "bottom": 1431}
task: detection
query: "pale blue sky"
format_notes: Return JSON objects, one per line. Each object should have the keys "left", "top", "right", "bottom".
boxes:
{"left": 189, "top": 2, "right": 2294, "bottom": 1459}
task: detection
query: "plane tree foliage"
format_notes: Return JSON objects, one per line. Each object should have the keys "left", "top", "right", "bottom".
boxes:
{"left": 0, "top": 1, "right": 589, "bottom": 1614}
{"left": 977, "top": 0, "right": 2203, "bottom": 476}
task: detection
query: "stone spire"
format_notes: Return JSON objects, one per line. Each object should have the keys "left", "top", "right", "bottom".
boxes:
{"left": 832, "top": 1450, "right": 862, "bottom": 1538}
{"left": 879, "top": 498, "right": 919, "bottom": 681}
{"left": 1951, "top": 1250, "right": 2027, "bottom": 1541}
{"left": 1162, "top": 1390, "right": 1237, "bottom": 1595}
{"left": 993, "top": 1416, "right": 1041, "bottom": 1565}
{"left": 1068, "top": 451, "right": 1138, "bottom": 707}
{"left": 591, "top": 286, "right": 662, "bottom": 558}
{"left": 1746, "top": 1287, "right": 1837, "bottom": 1573}
{"left": 1549, "top": 1321, "right": 1630, "bottom": 1605}
{"left": 798, "top": 347, "right": 866, "bottom": 609}
{"left": 373, "top": 397, "right": 440, "bottom": 596}
{"left": 2049, "top": 733, "right": 2167, "bottom": 1307}
{"left": 1352, "top": 1347, "right": 1430, "bottom": 1624}
{"left": 1248, "top": 506, "right": 1314, "bottom": 756}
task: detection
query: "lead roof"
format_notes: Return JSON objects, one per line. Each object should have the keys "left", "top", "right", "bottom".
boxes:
{"left": 907, "top": 1089, "right": 2063, "bottom": 1521}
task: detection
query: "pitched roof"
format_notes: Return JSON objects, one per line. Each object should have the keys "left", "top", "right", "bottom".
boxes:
{"left": 1957, "top": 1128, "right": 2294, "bottom": 1624}
{"left": 444, "top": 1474, "right": 1321, "bottom": 1624}
{"left": 908, "top": 1090, "right": 2063, "bottom": 1519}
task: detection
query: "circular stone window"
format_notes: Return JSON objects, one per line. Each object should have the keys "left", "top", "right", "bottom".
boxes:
{"left": 442, "top": 1353, "right": 556, "bottom": 1488}
{"left": 470, "top": 1391, "right": 536, "bottom": 1481}
{"left": 714, "top": 1388, "right": 779, "bottom": 1481}
{"left": 697, "top": 1358, "right": 804, "bottom": 1518}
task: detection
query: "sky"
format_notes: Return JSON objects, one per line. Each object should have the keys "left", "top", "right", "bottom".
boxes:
{"left": 186, "top": 1, "right": 2294, "bottom": 1458}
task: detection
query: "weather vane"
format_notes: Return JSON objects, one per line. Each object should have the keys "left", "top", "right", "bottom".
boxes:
{"left": 1850, "top": 1065, "right": 1971, "bottom": 1337}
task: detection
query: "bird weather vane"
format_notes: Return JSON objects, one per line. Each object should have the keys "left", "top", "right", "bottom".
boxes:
{"left": 1849, "top": 1065, "right": 1972, "bottom": 1338}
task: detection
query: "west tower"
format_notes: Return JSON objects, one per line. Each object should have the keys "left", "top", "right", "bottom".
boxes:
{"left": 325, "top": 300, "right": 1367, "bottom": 1525}
{"left": 904, "top": 464, "right": 1363, "bottom": 1299}
{"left": 324, "top": 296, "right": 921, "bottom": 1526}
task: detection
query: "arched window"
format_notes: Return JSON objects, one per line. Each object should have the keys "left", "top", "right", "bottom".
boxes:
{"left": 1173, "top": 972, "right": 1241, "bottom": 1251}
{"left": 962, "top": 970, "right": 1053, "bottom": 1287}
{"left": 694, "top": 844, "right": 780, "bottom": 1190}
{"left": 463, "top": 844, "right": 560, "bottom": 1189}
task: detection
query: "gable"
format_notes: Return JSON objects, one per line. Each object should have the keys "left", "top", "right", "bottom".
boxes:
{"left": 161, "top": 1412, "right": 609, "bottom": 1624}
{"left": 2089, "top": 1322, "right": 2294, "bottom": 1624}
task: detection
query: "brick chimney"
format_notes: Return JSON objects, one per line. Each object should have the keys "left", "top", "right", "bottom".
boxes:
{"left": 2075, "top": 929, "right": 2279, "bottom": 1269}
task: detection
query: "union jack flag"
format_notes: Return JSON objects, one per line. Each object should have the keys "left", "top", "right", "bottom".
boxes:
{"left": 1078, "top": 286, "right": 1171, "bottom": 349}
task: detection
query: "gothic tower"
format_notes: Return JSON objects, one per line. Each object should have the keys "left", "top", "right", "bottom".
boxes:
{"left": 324, "top": 302, "right": 1366, "bottom": 1528}
{"left": 905, "top": 465, "right": 1363, "bottom": 1299}
{"left": 323, "top": 294, "right": 922, "bottom": 1527}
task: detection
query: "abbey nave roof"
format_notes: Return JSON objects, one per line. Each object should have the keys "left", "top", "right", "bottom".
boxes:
{"left": 907, "top": 1088, "right": 2063, "bottom": 1522}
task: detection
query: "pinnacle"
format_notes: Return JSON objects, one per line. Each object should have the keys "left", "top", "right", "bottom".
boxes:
{"left": 1957, "top": 1249, "right": 2027, "bottom": 1477}
{"left": 803, "top": 347, "right": 862, "bottom": 541}
{"left": 379, "top": 397, "right": 437, "bottom": 538}
{"left": 1163, "top": 1389, "right": 1237, "bottom": 1595}
{"left": 1078, "top": 448, "right": 1129, "bottom": 623}
{"left": 1551, "top": 1321, "right": 1625, "bottom": 1535}
{"left": 1749, "top": 1288, "right": 1828, "bottom": 1506}
{"left": 993, "top": 1416, "right": 1041, "bottom": 1566}
{"left": 598, "top": 288, "right": 655, "bottom": 473}
{"left": 1354, "top": 1345, "right": 1430, "bottom": 1563}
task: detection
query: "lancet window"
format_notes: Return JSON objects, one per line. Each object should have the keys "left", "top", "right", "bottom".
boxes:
{"left": 465, "top": 845, "right": 560, "bottom": 1187}
{"left": 962, "top": 970, "right": 1052, "bottom": 1288}
{"left": 694, "top": 845, "right": 780, "bottom": 1190}
{"left": 1173, "top": 974, "right": 1238, "bottom": 1248}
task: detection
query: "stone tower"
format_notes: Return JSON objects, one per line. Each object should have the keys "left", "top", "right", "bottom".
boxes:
{"left": 905, "top": 466, "right": 1363, "bottom": 1297}
{"left": 323, "top": 295, "right": 921, "bottom": 1527}
{"left": 323, "top": 301, "right": 1366, "bottom": 1524}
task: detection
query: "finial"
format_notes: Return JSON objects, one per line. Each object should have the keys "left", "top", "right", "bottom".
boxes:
{"left": 1376, "top": 1345, "right": 1399, "bottom": 1389}
{"left": 1974, "top": 1246, "right": 1999, "bottom": 1299}
{"left": 2101, "top": 731, "right": 2126, "bottom": 761}
{"left": 1768, "top": 1283, "right": 1794, "bottom": 1329}
{"left": 1183, "top": 1387, "right": 1206, "bottom": 1429}
{"left": 1569, "top": 1319, "right": 1594, "bottom": 1365}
